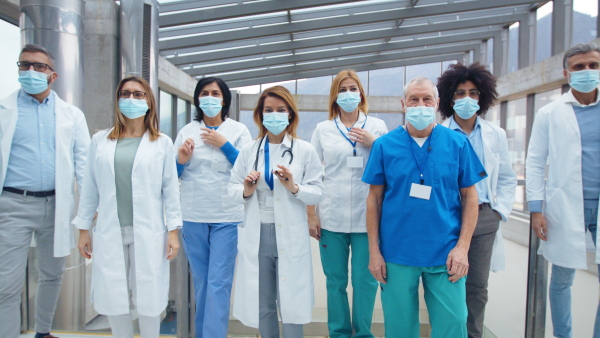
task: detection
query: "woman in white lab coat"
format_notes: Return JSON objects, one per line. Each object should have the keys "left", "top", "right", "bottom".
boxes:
{"left": 174, "top": 77, "right": 251, "bottom": 338}
{"left": 308, "top": 69, "right": 387, "bottom": 337}
{"left": 73, "top": 76, "right": 182, "bottom": 338}
{"left": 228, "top": 85, "right": 325, "bottom": 338}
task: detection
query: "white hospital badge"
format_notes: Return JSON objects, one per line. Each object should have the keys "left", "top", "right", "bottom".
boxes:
{"left": 211, "top": 161, "right": 228, "bottom": 172}
{"left": 409, "top": 183, "right": 431, "bottom": 200}
{"left": 346, "top": 156, "right": 364, "bottom": 168}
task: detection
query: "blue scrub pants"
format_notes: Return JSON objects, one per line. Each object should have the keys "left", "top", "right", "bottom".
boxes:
{"left": 182, "top": 221, "right": 239, "bottom": 338}
{"left": 381, "top": 263, "right": 467, "bottom": 338}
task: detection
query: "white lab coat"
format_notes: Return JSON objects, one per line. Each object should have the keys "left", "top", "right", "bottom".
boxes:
{"left": 72, "top": 129, "right": 182, "bottom": 316}
{"left": 0, "top": 89, "right": 90, "bottom": 257}
{"left": 310, "top": 113, "right": 388, "bottom": 232}
{"left": 174, "top": 119, "right": 251, "bottom": 222}
{"left": 228, "top": 134, "right": 325, "bottom": 328}
{"left": 526, "top": 88, "right": 600, "bottom": 269}
{"left": 441, "top": 117, "right": 517, "bottom": 271}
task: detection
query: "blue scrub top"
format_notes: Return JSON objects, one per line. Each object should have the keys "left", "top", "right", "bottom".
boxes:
{"left": 362, "top": 125, "right": 486, "bottom": 267}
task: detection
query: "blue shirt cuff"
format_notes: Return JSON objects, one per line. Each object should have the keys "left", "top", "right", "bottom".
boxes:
{"left": 176, "top": 159, "right": 187, "bottom": 178}
{"left": 220, "top": 141, "right": 239, "bottom": 165}
{"left": 528, "top": 200, "right": 543, "bottom": 213}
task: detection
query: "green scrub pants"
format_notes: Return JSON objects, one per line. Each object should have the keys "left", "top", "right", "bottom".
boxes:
{"left": 381, "top": 263, "right": 467, "bottom": 338}
{"left": 319, "top": 229, "right": 378, "bottom": 338}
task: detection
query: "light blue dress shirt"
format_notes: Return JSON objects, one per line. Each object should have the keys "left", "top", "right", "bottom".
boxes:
{"left": 448, "top": 116, "right": 490, "bottom": 204}
{"left": 4, "top": 89, "right": 56, "bottom": 191}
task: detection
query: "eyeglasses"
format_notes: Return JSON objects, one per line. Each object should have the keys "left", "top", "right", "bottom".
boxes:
{"left": 118, "top": 90, "right": 147, "bottom": 99}
{"left": 454, "top": 89, "right": 480, "bottom": 99}
{"left": 17, "top": 61, "right": 54, "bottom": 72}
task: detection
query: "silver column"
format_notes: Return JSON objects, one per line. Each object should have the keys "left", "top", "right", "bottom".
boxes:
{"left": 120, "top": 0, "right": 159, "bottom": 96}
{"left": 20, "top": 0, "right": 86, "bottom": 331}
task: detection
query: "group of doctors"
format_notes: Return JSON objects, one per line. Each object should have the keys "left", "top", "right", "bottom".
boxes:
{"left": 0, "top": 41, "right": 598, "bottom": 338}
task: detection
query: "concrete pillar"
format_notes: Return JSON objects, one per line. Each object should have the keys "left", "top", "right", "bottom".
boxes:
{"left": 480, "top": 39, "right": 488, "bottom": 66}
{"left": 494, "top": 29, "right": 509, "bottom": 77}
{"left": 519, "top": 12, "right": 536, "bottom": 69}
{"left": 552, "top": 0, "right": 573, "bottom": 55}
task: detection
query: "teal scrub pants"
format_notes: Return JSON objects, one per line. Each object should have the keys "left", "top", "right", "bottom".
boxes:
{"left": 381, "top": 263, "right": 467, "bottom": 338}
{"left": 319, "top": 229, "right": 378, "bottom": 338}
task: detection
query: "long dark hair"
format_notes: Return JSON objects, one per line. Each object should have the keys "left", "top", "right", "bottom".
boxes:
{"left": 193, "top": 77, "right": 232, "bottom": 122}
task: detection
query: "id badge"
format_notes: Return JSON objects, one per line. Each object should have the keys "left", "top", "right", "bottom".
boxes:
{"left": 409, "top": 183, "right": 431, "bottom": 200}
{"left": 211, "top": 161, "right": 228, "bottom": 172}
{"left": 347, "top": 156, "right": 364, "bottom": 168}
{"left": 265, "top": 195, "right": 274, "bottom": 207}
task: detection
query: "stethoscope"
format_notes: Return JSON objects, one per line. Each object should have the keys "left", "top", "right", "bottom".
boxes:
{"left": 252, "top": 134, "right": 294, "bottom": 184}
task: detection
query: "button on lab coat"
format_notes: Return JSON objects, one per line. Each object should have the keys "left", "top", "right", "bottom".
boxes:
{"left": 73, "top": 129, "right": 182, "bottom": 316}
{"left": 174, "top": 119, "right": 251, "bottom": 222}
{"left": 311, "top": 113, "right": 387, "bottom": 233}
{"left": 0, "top": 90, "right": 90, "bottom": 257}
{"left": 228, "top": 135, "right": 325, "bottom": 328}
{"left": 526, "top": 88, "right": 600, "bottom": 269}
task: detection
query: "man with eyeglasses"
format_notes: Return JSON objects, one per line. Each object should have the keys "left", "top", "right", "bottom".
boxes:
{"left": 0, "top": 44, "right": 90, "bottom": 338}
{"left": 527, "top": 42, "right": 600, "bottom": 338}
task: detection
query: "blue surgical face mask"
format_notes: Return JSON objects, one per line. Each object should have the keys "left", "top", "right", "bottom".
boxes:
{"left": 405, "top": 106, "right": 436, "bottom": 131}
{"left": 263, "top": 112, "right": 289, "bottom": 136}
{"left": 453, "top": 97, "right": 480, "bottom": 120}
{"left": 119, "top": 98, "right": 149, "bottom": 119}
{"left": 336, "top": 91, "right": 361, "bottom": 113}
{"left": 199, "top": 96, "right": 223, "bottom": 117}
{"left": 19, "top": 70, "right": 51, "bottom": 95}
{"left": 568, "top": 69, "right": 600, "bottom": 93}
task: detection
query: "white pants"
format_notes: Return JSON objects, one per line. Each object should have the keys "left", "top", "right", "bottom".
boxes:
{"left": 107, "top": 226, "right": 161, "bottom": 338}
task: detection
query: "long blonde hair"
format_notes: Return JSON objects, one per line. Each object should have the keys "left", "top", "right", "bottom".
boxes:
{"left": 108, "top": 76, "right": 160, "bottom": 141}
{"left": 328, "top": 69, "right": 368, "bottom": 120}
{"left": 253, "top": 86, "right": 300, "bottom": 139}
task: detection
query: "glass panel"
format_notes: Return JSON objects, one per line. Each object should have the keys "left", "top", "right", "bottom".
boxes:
{"left": 231, "top": 85, "right": 261, "bottom": 94}
{"left": 160, "top": 90, "right": 173, "bottom": 138}
{"left": 506, "top": 97, "right": 527, "bottom": 209}
{"left": 488, "top": 37, "right": 495, "bottom": 75}
{"left": 484, "top": 104, "right": 501, "bottom": 126}
{"left": 240, "top": 110, "right": 258, "bottom": 139}
{"left": 536, "top": 2, "right": 553, "bottom": 62}
{"left": 573, "top": 0, "right": 598, "bottom": 45}
{"left": 369, "top": 112, "right": 404, "bottom": 131}
{"left": 260, "top": 80, "right": 296, "bottom": 94}
{"left": 296, "top": 76, "right": 333, "bottom": 95}
{"left": 356, "top": 71, "right": 368, "bottom": 95}
{"left": 534, "top": 88, "right": 562, "bottom": 114}
{"left": 405, "top": 62, "right": 441, "bottom": 85}
{"left": 0, "top": 20, "right": 21, "bottom": 95}
{"left": 368, "top": 66, "right": 404, "bottom": 96}
{"left": 508, "top": 22, "right": 519, "bottom": 73}
{"left": 441, "top": 60, "right": 457, "bottom": 74}
{"left": 176, "top": 98, "right": 187, "bottom": 133}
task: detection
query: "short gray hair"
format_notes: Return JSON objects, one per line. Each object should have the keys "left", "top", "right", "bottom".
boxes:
{"left": 403, "top": 76, "right": 439, "bottom": 100}
{"left": 20, "top": 44, "right": 55, "bottom": 67}
{"left": 563, "top": 43, "right": 600, "bottom": 69}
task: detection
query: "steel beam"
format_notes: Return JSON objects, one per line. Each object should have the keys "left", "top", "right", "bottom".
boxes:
{"left": 0, "top": 0, "right": 19, "bottom": 25}
{"left": 165, "top": 14, "right": 523, "bottom": 65}
{"left": 185, "top": 31, "right": 499, "bottom": 76}
{"left": 552, "top": 0, "right": 573, "bottom": 55}
{"left": 227, "top": 53, "right": 464, "bottom": 88}
{"left": 519, "top": 10, "right": 537, "bottom": 69}
{"left": 159, "top": 0, "right": 540, "bottom": 51}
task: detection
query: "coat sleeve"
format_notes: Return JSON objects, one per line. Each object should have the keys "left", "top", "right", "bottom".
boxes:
{"left": 162, "top": 137, "right": 183, "bottom": 231}
{"left": 228, "top": 142, "right": 252, "bottom": 204}
{"left": 72, "top": 109, "right": 91, "bottom": 193}
{"left": 310, "top": 125, "right": 324, "bottom": 163}
{"left": 72, "top": 133, "right": 100, "bottom": 230}
{"left": 294, "top": 142, "right": 326, "bottom": 205}
{"left": 525, "top": 108, "right": 550, "bottom": 202}
{"left": 494, "top": 127, "right": 517, "bottom": 221}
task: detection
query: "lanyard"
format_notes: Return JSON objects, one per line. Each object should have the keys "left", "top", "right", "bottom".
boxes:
{"left": 264, "top": 137, "right": 274, "bottom": 190}
{"left": 406, "top": 127, "right": 434, "bottom": 185}
{"left": 334, "top": 115, "right": 368, "bottom": 156}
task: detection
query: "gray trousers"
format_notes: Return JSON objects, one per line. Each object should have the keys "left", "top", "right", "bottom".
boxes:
{"left": 466, "top": 204, "right": 500, "bottom": 338}
{"left": 0, "top": 192, "right": 66, "bottom": 338}
{"left": 258, "top": 223, "right": 303, "bottom": 338}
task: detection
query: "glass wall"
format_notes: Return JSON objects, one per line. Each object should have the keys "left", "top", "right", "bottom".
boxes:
{"left": 506, "top": 97, "right": 527, "bottom": 209}
{"left": 159, "top": 90, "right": 192, "bottom": 138}
{"left": 508, "top": 22, "right": 520, "bottom": 73}
{"left": 536, "top": 2, "right": 553, "bottom": 63}
{"left": 572, "top": 0, "right": 598, "bottom": 45}
{"left": 368, "top": 66, "right": 404, "bottom": 96}
{"left": 177, "top": 98, "right": 188, "bottom": 132}
{"left": 534, "top": 88, "right": 562, "bottom": 114}
{"left": 0, "top": 19, "right": 20, "bottom": 95}
{"left": 159, "top": 91, "right": 173, "bottom": 138}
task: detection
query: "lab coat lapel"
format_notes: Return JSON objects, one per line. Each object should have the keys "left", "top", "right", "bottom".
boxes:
{"left": 131, "top": 131, "right": 151, "bottom": 173}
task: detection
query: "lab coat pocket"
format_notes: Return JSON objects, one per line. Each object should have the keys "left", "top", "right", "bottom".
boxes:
{"left": 287, "top": 221, "right": 311, "bottom": 258}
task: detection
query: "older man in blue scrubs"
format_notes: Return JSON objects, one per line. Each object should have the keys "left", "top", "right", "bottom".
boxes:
{"left": 363, "top": 76, "right": 486, "bottom": 338}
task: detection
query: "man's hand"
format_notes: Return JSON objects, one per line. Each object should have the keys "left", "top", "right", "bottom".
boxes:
{"left": 531, "top": 212, "right": 547, "bottom": 241}
{"left": 446, "top": 246, "right": 469, "bottom": 283}
{"left": 369, "top": 250, "right": 387, "bottom": 284}
{"left": 166, "top": 230, "right": 180, "bottom": 260}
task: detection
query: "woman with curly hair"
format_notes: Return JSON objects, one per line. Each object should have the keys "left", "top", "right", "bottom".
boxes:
{"left": 437, "top": 63, "right": 517, "bottom": 338}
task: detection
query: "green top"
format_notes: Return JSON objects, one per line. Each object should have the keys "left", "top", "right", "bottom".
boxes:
{"left": 114, "top": 137, "right": 142, "bottom": 227}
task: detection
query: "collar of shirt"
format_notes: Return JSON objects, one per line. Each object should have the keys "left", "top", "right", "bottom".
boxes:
{"left": 18, "top": 89, "right": 55, "bottom": 107}
{"left": 261, "top": 133, "right": 293, "bottom": 151}
{"left": 564, "top": 87, "right": 600, "bottom": 108}
{"left": 448, "top": 115, "right": 481, "bottom": 136}
{"left": 335, "top": 112, "right": 367, "bottom": 128}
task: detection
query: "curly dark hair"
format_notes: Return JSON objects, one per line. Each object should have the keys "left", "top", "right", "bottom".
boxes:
{"left": 436, "top": 63, "right": 498, "bottom": 119}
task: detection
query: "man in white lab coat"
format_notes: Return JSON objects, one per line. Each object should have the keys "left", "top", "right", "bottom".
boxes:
{"left": 0, "top": 44, "right": 90, "bottom": 338}
{"left": 526, "top": 42, "right": 600, "bottom": 338}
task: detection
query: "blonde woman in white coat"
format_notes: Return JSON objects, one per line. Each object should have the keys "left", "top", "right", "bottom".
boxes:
{"left": 73, "top": 76, "right": 182, "bottom": 338}
{"left": 228, "top": 85, "right": 325, "bottom": 338}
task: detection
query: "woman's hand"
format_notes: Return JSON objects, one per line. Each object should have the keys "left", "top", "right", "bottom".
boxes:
{"left": 349, "top": 128, "right": 376, "bottom": 147}
{"left": 178, "top": 138, "right": 194, "bottom": 165}
{"left": 308, "top": 214, "right": 321, "bottom": 240}
{"left": 201, "top": 128, "right": 227, "bottom": 148}
{"left": 275, "top": 165, "right": 298, "bottom": 194}
{"left": 166, "top": 230, "right": 180, "bottom": 260}
{"left": 243, "top": 170, "right": 260, "bottom": 198}
{"left": 77, "top": 229, "right": 92, "bottom": 259}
